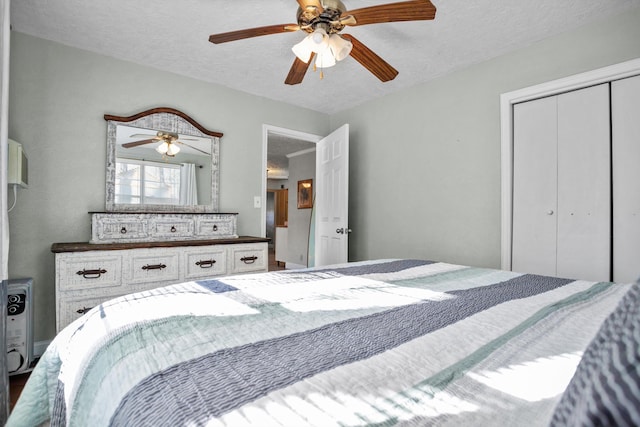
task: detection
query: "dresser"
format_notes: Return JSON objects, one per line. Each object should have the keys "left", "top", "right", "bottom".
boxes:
{"left": 52, "top": 236, "right": 269, "bottom": 332}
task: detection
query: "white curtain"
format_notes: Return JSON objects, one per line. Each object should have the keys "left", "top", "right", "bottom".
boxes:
{"left": 180, "top": 163, "right": 198, "bottom": 205}
{"left": 0, "top": 0, "right": 10, "bottom": 422}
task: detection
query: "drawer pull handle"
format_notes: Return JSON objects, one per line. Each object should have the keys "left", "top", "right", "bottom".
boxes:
{"left": 196, "top": 259, "right": 217, "bottom": 268}
{"left": 213, "top": 225, "right": 218, "bottom": 232}
{"left": 171, "top": 226, "right": 177, "bottom": 233}
{"left": 76, "top": 269, "right": 107, "bottom": 279}
{"left": 76, "top": 306, "right": 93, "bottom": 315}
{"left": 241, "top": 256, "right": 258, "bottom": 264}
{"left": 120, "top": 227, "right": 127, "bottom": 234}
{"left": 142, "top": 263, "right": 167, "bottom": 271}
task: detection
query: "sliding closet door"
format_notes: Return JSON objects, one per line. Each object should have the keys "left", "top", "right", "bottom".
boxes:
{"left": 512, "top": 84, "right": 610, "bottom": 281}
{"left": 556, "top": 84, "right": 610, "bottom": 282}
{"left": 612, "top": 75, "right": 640, "bottom": 283}
{"left": 512, "top": 96, "right": 558, "bottom": 277}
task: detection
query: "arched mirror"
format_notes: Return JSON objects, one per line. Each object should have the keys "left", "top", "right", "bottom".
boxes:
{"left": 104, "top": 107, "right": 223, "bottom": 212}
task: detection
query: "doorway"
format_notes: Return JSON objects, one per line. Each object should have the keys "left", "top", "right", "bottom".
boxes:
{"left": 262, "top": 125, "right": 322, "bottom": 270}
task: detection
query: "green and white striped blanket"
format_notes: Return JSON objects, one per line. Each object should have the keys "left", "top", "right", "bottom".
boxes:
{"left": 7, "top": 259, "right": 635, "bottom": 426}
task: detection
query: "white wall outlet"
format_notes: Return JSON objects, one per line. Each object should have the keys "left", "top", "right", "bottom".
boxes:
{"left": 254, "top": 196, "right": 261, "bottom": 208}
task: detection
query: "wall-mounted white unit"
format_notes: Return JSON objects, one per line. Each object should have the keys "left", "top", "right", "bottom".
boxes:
{"left": 8, "top": 139, "right": 28, "bottom": 188}
{"left": 7, "top": 278, "right": 33, "bottom": 375}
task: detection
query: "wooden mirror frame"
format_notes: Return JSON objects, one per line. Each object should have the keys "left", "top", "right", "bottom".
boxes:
{"left": 104, "top": 107, "right": 223, "bottom": 213}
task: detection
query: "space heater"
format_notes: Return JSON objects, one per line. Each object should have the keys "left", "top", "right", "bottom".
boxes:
{"left": 7, "top": 278, "right": 33, "bottom": 375}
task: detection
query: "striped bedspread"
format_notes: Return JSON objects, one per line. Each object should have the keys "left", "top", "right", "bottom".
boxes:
{"left": 7, "top": 259, "right": 635, "bottom": 426}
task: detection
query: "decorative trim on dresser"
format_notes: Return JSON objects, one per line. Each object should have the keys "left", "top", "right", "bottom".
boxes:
{"left": 52, "top": 236, "right": 269, "bottom": 332}
{"left": 89, "top": 212, "right": 238, "bottom": 243}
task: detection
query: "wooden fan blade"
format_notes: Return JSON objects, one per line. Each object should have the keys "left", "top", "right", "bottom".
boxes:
{"left": 342, "top": 34, "right": 398, "bottom": 82}
{"left": 297, "top": 0, "right": 323, "bottom": 13}
{"left": 344, "top": 0, "right": 436, "bottom": 27}
{"left": 209, "top": 24, "right": 300, "bottom": 44}
{"left": 122, "top": 139, "right": 157, "bottom": 148}
{"left": 176, "top": 141, "right": 210, "bottom": 155}
{"left": 129, "top": 133, "right": 158, "bottom": 138}
{"left": 285, "top": 54, "right": 315, "bottom": 85}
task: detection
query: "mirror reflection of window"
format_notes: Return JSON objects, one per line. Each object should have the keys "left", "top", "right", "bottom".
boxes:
{"left": 115, "top": 159, "right": 182, "bottom": 205}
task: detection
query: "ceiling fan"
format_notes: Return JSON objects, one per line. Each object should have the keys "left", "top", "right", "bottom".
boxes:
{"left": 122, "top": 131, "right": 210, "bottom": 157}
{"left": 208, "top": 0, "right": 436, "bottom": 85}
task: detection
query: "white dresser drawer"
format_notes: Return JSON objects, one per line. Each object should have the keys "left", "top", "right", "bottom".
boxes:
{"left": 57, "top": 293, "right": 126, "bottom": 331}
{"left": 229, "top": 243, "right": 268, "bottom": 274}
{"left": 195, "top": 216, "right": 237, "bottom": 239}
{"left": 95, "top": 218, "right": 148, "bottom": 242}
{"left": 124, "top": 249, "right": 181, "bottom": 286}
{"left": 184, "top": 247, "right": 227, "bottom": 280}
{"left": 149, "top": 218, "right": 194, "bottom": 239}
{"left": 57, "top": 252, "right": 122, "bottom": 291}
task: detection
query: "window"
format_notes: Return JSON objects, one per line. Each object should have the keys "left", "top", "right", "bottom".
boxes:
{"left": 115, "top": 159, "right": 181, "bottom": 205}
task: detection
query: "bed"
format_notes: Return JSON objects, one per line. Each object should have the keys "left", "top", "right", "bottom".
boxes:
{"left": 7, "top": 259, "right": 640, "bottom": 426}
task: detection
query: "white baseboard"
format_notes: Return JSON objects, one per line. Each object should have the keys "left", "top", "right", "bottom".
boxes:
{"left": 285, "top": 262, "right": 307, "bottom": 270}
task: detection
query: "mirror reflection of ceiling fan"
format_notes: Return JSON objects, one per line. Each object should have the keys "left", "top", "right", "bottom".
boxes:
{"left": 122, "top": 131, "right": 210, "bottom": 157}
{"left": 208, "top": 0, "right": 436, "bottom": 84}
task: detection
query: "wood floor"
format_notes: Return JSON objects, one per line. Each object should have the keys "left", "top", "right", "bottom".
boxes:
{"left": 268, "top": 247, "right": 285, "bottom": 271}
{"left": 9, "top": 372, "right": 30, "bottom": 410}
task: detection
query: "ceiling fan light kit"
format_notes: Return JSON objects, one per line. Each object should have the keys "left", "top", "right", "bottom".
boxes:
{"left": 156, "top": 141, "right": 180, "bottom": 157}
{"left": 208, "top": 0, "right": 437, "bottom": 85}
{"left": 328, "top": 34, "right": 353, "bottom": 61}
{"left": 291, "top": 34, "right": 314, "bottom": 63}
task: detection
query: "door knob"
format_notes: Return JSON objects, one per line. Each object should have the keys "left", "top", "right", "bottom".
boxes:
{"left": 336, "top": 228, "right": 344, "bottom": 234}
{"left": 547, "top": 210, "right": 554, "bottom": 215}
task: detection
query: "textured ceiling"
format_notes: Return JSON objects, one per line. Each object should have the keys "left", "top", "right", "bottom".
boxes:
{"left": 267, "top": 135, "right": 316, "bottom": 179}
{"left": 10, "top": 0, "right": 640, "bottom": 114}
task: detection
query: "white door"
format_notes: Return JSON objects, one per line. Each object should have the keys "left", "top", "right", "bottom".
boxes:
{"left": 512, "top": 96, "right": 558, "bottom": 277}
{"left": 512, "top": 84, "right": 611, "bottom": 282}
{"left": 612, "top": 74, "right": 640, "bottom": 283}
{"left": 556, "top": 84, "right": 610, "bottom": 281}
{"left": 314, "top": 124, "right": 349, "bottom": 267}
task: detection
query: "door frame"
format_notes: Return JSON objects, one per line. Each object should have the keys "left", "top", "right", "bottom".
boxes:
{"left": 500, "top": 58, "right": 640, "bottom": 270}
{"left": 261, "top": 124, "right": 322, "bottom": 237}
